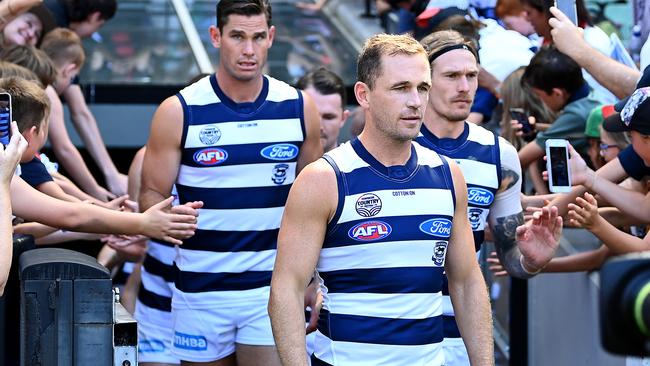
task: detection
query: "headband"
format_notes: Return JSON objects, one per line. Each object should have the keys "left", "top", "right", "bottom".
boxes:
{"left": 428, "top": 44, "right": 478, "bottom": 63}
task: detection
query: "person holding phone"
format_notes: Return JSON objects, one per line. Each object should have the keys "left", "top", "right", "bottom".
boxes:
{"left": 0, "top": 121, "right": 27, "bottom": 295}
{"left": 517, "top": 47, "right": 602, "bottom": 170}
{"left": 416, "top": 30, "right": 562, "bottom": 365}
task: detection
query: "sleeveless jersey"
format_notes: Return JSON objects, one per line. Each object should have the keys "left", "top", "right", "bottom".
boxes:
{"left": 416, "top": 122, "right": 501, "bottom": 339}
{"left": 312, "top": 138, "right": 456, "bottom": 365}
{"left": 137, "top": 186, "right": 179, "bottom": 313}
{"left": 173, "top": 74, "right": 305, "bottom": 308}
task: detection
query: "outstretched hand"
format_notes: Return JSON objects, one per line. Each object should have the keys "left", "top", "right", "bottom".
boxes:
{"left": 516, "top": 206, "right": 562, "bottom": 270}
{"left": 568, "top": 192, "right": 600, "bottom": 230}
{"left": 142, "top": 197, "right": 202, "bottom": 244}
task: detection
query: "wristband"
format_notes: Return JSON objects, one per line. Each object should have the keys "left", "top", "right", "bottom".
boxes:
{"left": 520, "top": 255, "right": 542, "bottom": 275}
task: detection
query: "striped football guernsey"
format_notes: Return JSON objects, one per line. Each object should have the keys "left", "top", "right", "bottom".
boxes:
{"left": 416, "top": 121, "right": 501, "bottom": 340}
{"left": 312, "top": 138, "right": 456, "bottom": 365}
{"left": 172, "top": 74, "right": 305, "bottom": 308}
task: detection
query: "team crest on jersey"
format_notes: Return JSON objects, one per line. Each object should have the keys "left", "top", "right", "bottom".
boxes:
{"left": 272, "top": 163, "right": 290, "bottom": 184}
{"left": 419, "top": 218, "right": 452, "bottom": 238}
{"left": 348, "top": 220, "right": 392, "bottom": 241}
{"left": 468, "top": 208, "right": 483, "bottom": 230}
{"left": 432, "top": 241, "right": 448, "bottom": 266}
{"left": 467, "top": 187, "right": 494, "bottom": 207}
{"left": 199, "top": 125, "right": 221, "bottom": 145}
{"left": 260, "top": 143, "right": 299, "bottom": 161}
{"left": 193, "top": 148, "right": 228, "bottom": 166}
{"left": 355, "top": 193, "right": 382, "bottom": 217}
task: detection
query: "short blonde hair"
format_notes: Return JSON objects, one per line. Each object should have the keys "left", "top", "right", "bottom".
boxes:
{"left": 357, "top": 34, "right": 427, "bottom": 89}
{"left": 420, "top": 30, "right": 478, "bottom": 69}
{"left": 40, "top": 28, "right": 85, "bottom": 68}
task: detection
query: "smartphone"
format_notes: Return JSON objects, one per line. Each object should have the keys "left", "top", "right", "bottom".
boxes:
{"left": 545, "top": 139, "right": 572, "bottom": 193}
{"left": 554, "top": 0, "right": 578, "bottom": 25}
{"left": 509, "top": 108, "right": 534, "bottom": 137}
{"left": 0, "top": 93, "right": 10, "bottom": 146}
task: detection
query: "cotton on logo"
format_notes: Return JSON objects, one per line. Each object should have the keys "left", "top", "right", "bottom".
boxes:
{"left": 348, "top": 221, "right": 392, "bottom": 241}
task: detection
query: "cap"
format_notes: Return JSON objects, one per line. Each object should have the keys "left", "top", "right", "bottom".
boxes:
{"left": 585, "top": 104, "right": 615, "bottom": 138}
{"left": 604, "top": 87, "right": 650, "bottom": 135}
{"left": 615, "top": 64, "right": 650, "bottom": 111}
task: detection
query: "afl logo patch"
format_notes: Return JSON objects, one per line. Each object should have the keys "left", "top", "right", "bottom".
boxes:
{"left": 193, "top": 148, "right": 228, "bottom": 166}
{"left": 199, "top": 125, "right": 221, "bottom": 145}
{"left": 467, "top": 187, "right": 494, "bottom": 206}
{"left": 260, "top": 143, "right": 299, "bottom": 161}
{"left": 355, "top": 193, "right": 382, "bottom": 217}
{"left": 348, "top": 220, "right": 392, "bottom": 242}
{"left": 419, "top": 218, "right": 452, "bottom": 238}
{"left": 432, "top": 241, "right": 448, "bottom": 266}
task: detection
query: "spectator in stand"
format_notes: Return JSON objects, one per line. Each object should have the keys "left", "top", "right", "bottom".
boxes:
{"left": 0, "top": 43, "right": 116, "bottom": 200}
{"left": 494, "top": 0, "right": 535, "bottom": 38}
{"left": 42, "top": 0, "right": 129, "bottom": 197}
{"left": 548, "top": 6, "right": 642, "bottom": 100}
{"left": 0, "top": 0, "right": 57, "bottom": 44}
{"left": 516, "top": 47, "right": 601, "bottom": 171}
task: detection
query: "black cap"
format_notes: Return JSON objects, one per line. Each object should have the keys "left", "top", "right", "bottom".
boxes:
{"left": 604, "top": 87, "right": 650, "bottom": 135}
{"left": 615, "top": 64, "right": 650, "bottom": 112}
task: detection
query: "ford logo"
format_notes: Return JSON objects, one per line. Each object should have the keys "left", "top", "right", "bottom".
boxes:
{"left": 348, "top": 220, "right": 392, "bottom": 241}
{"left": 419, "top": 218, "right": 452, "bottom": 238}
{"left": 467, "top": 187, "right": 494, "bottom": 206}
{"left": 260, "top": 143, "right": 299, "bottom": 161}
{"left": 193, "top": 148, "right": 228, "bottom": 166}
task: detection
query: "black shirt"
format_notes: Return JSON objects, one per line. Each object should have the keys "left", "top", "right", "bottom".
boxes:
{"left": 20, "top": 157, "right": 54, "bottom": 188}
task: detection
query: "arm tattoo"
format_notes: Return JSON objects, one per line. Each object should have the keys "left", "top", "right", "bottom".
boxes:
{"left": 493, "top": 212, "right": 534, "bottom": 279}
{"left": 499, "top": 166, "right": 520, "bottom": 192}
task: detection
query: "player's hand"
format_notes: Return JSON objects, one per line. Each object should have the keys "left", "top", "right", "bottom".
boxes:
{"left": 516, "top": 206, "right": 562, "bottom": 270}
{"left": 568, "top": 192, "right": 600, "bottom": 230}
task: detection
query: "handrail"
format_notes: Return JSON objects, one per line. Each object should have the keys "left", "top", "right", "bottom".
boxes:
{"left": 169, "top": 0, "right": 214, "bottom": 74}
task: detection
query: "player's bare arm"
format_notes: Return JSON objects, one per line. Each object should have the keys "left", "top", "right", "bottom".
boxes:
{"left": 140, "top": 96, "right": 184, "bottom": 212}
{"left": 269, "top": 159, "right": 336, "bottom": 366}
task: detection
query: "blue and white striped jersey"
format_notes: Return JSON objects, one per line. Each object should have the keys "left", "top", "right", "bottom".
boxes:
{"left": 416, "top": 121, "right": 501, "bottom": 340}
{"left": 312, "top": 138, "right": 456, "bottom": 365}
{"left": 172, "top": 74, "right": 305, "bottom": 308}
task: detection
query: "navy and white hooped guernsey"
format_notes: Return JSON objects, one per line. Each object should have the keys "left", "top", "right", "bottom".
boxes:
{"left": 416, "top": 121, "right": 501, "bottom": 340}
{"left": 312, "top": 138, "right": 456, "bottom": 366}
{"left": 172, "top": 74, "right": 305, "bottom": 308}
